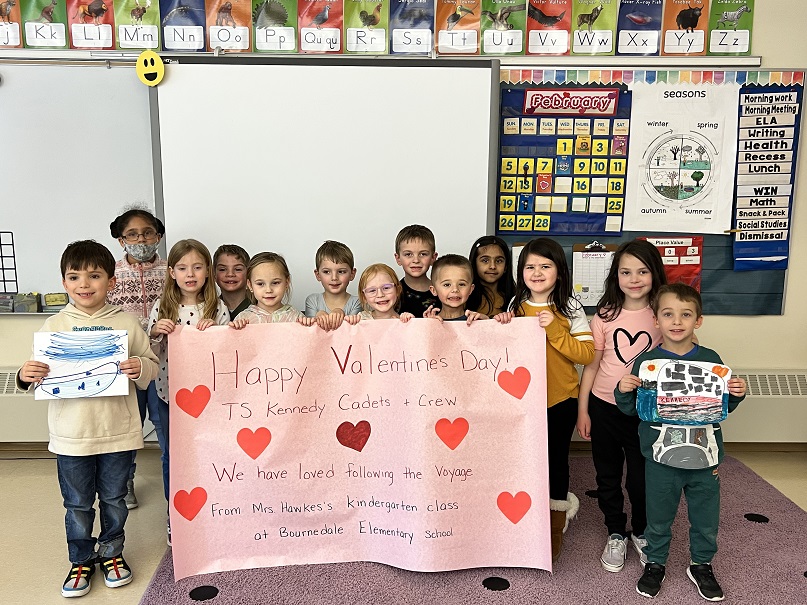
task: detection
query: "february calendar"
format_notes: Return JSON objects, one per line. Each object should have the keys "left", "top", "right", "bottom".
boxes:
{"left": 497, "top": 84, "right": 632, "bottom": 236}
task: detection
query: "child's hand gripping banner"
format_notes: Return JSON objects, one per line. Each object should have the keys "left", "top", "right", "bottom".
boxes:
{"left": 168, "top": 318, "right": 550, "bottom": 579}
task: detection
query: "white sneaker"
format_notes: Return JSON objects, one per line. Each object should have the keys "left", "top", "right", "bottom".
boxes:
{"left": 631, "top": 533, "right": 648, "bottom": 566}
{"left": 601, "top": 533, "right": 628, "bottom": 572}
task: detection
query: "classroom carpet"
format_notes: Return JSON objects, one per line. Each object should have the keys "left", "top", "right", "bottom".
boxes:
{"left": 139, "top": 456, "right": 807, "bottom": 605}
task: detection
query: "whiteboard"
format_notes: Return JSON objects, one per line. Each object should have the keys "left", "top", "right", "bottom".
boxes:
{"left": 0, "top": 64, "right": 154, "bottom": 297}
{"left": 156, "top": 57, "right": 498, "bottom": 311}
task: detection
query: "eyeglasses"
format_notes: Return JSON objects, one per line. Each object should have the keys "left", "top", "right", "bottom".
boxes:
{"left": 121, "top": 229, "right": 159, "bottom": 243}
{"left": 362, "top": 283, "right": 395, "bottom": 298}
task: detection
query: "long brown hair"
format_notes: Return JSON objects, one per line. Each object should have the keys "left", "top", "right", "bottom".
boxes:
{"left": 511, "top": 238, "right": 575, "bottom": 319}
{"left": 596, "top": 240, "right": 667, "bottom": 322}
{"left": 158, "top": 239, "right": 219, "bottom": 321}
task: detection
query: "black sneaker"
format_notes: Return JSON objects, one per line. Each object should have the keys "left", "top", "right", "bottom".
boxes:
{"left": 99, "top": 555, "right": 133, "bottom": 588}
{"left": 636, "top": 562, "right": 666, "bottom": 598}
{"left": 687, "top": 564, "right": 725, "bottom": 601}
{"left": 62, "top": 561, "right": 96, "bottom": 598}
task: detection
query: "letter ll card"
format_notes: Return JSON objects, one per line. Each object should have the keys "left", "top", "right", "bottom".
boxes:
{"left": 637, "top": 359, "right": 730, "bottom": 425}
{"left": 65, "top": 0, "right": 115, "bottom": 49}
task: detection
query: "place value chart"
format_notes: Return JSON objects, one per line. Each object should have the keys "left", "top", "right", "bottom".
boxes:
{"left": 497, "top": 84, "right": 632, "bottom": 236}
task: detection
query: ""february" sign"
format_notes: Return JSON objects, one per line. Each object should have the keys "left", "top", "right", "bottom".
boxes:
{"left": 168, "top": 318, "right": 550, "bottom": 579}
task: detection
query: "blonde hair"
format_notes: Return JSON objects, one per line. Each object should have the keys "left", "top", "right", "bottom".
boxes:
{"left": 159, "top": 239, "right": 219, "bottom": 322}
{"left": 358, "top": 263, "right": 402, "bottom": 312}
{"left": 246, "top": 252, "right": 292, "bottom": 305}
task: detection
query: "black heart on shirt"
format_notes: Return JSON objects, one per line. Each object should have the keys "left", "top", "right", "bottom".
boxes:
{"left": 614, "top": 328, "right": 653, "bottom": 366}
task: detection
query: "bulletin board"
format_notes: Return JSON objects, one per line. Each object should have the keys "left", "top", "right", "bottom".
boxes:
{"left": 497, "top": 69, "right": 803, "bottom": 316}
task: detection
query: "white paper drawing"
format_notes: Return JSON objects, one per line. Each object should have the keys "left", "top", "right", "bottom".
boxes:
{"left": 33, "top": 331, "right": 129, "bottom": 400}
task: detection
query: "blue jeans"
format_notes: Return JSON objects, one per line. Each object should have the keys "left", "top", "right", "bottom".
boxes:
{"left": 129, "top": 381, "right": 165, "bottom": 482}
{"left": 157, "top": 397, "right": 170, "bottom": 501}
{"left": 57, "top": 451, "right": 132, "bottom": 564}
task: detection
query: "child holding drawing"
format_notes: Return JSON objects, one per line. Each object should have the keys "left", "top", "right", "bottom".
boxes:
{"left": 616, "top": 284, "right": 746, "bottom": 601}
{"left": 17, "top": 240, "right": 159, "bottom": 597}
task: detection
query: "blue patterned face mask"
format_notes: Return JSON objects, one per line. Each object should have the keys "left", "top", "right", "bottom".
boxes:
{"left": 124, "top": 242, "right": 160, "bottom": 262}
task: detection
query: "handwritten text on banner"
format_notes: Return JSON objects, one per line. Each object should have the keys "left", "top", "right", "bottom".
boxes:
{"left": 168, "top": 319, "right": 550, "bottom": 579}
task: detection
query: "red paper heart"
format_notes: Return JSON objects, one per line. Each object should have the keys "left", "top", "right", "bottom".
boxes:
{"left": 497, "top": 491, "right": 531, "bottom": 524}
{"left": 175, "top": 385, "right": 211, "bottom": 418}
{"left": 435, "top": 418, "right": 469, "bottom": 450}
{"left": 237, "top": 427, "right": 272, "bottom": 460}
{"left": 497, "top": 367, "right": 531, "bottom": 399}
{"left": 174, "top": 487, "right": 207, "bottom": 521}
{"left": 336, "top": 420, "right": 371, "bottom": 452}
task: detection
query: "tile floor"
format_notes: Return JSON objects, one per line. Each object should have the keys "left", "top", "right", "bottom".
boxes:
{"left": 1, "top": 447, "right": 804, "bottom": 605}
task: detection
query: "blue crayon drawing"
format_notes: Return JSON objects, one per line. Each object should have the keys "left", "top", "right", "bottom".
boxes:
{"left": 33, "top": 331, "right": 129, "bottom": 400}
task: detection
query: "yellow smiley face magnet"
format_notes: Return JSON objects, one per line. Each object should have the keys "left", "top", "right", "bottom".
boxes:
{"left": 136, "top": 50, "right": 165, "bottom": 87}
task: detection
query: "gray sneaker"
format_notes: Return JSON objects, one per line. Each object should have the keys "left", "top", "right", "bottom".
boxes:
{"left": 631, "top": 533, "right": 648, "bottom": 565}
{"left": 125, "top": 480, "right": 138, "bottom": 510}
{"left": 601, "top": 533, "right": 628, "bottom": 572}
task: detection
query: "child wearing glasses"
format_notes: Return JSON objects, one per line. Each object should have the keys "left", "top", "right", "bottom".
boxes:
{"left": 107, "top": 207, "right": 167, "bottom": 511}
{"left": 345, "top": 264, "right": 415, "bottom": 323}
{"left": 304, "top": 240, "right": 362, "bottom": 330}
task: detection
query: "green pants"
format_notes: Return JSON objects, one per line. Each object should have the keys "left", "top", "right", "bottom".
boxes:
{"left": 643, "top": 460, "right": 720, "bottom": 566}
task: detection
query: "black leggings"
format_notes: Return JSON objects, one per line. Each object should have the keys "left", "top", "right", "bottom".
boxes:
{"left": 547, "top": 397, "right": 578, "bottom": 501}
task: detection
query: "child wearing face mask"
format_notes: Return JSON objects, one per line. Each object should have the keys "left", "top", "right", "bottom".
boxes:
{"left": 108, "top": 207, "right": 167, "bottom": 512}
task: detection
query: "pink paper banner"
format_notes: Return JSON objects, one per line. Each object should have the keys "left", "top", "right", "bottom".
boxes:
{"left": 168, "top": 318, "right": 550, "bottom": 579}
